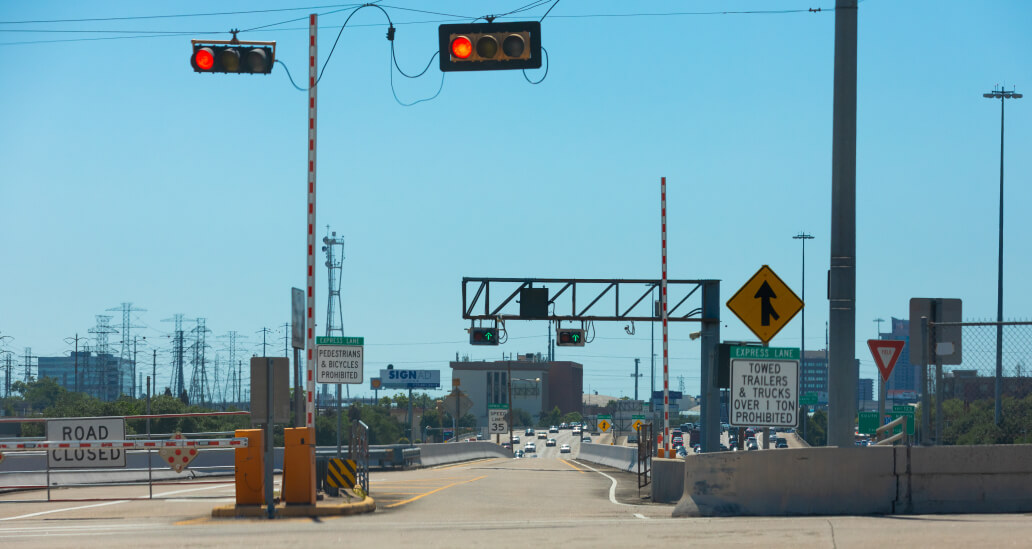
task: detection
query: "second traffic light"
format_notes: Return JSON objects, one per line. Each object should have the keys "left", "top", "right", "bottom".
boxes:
{"left": 470, "top": 327, "right": 499, "bottom": 345}
{"left": 438, "top": 21, "right": 541, "bottom": 72}
{"left": 557, "top": 329, "right": 585, "bottom": 347}
{"left": 192, "top": 40, "right": 275, "bottom": 74}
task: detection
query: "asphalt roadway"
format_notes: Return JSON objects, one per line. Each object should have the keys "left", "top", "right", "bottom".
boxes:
{"left": 2, "top": 431, "right": 1032, "bottom": 547}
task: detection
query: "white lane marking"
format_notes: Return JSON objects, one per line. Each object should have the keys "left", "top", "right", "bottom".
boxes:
{"left": 0, "top": 522, "right": 156, "bottom": 533}
{"left": 0, "top": 482, "right": 233, "bottom": 522}
{"left": 634, "top": 513, "right": 649, "bottom": 520}
{"left": 0, "top": 500, "right": 129, "bottom": 521}
{"left": 571, "top": 460, "right": 632, "bottom": 507}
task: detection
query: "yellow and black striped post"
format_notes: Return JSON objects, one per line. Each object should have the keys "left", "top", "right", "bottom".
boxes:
{"left": 326, "top": 458, "right": 357, "bottom": 490}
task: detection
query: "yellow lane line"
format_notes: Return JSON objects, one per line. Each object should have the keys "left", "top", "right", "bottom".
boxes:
{"left": 384, "top": 475, "right": 486, "bottom": 509}
{"left": 433, "top": 456, "right": 497, "bottom": 470}
{"left": 374, "top": 477, "right": 472, "bottom": 483}
{"left": 558, "top": 459, "right": 585, "bottom": 473}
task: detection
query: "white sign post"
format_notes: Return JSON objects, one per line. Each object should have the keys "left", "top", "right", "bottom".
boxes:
{"left": 47, "top": 418, "right": 126, "bottom": 469}
{"left": 316, "top": 336, "right": 364, "bottom": 384}
{"left": 729, "top": 346, "right": 799, "bottom": 428}
{"left": 489, "top": 404, "right": 508, "bottom": 435}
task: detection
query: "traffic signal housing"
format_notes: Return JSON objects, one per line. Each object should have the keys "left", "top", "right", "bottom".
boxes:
{"left": 192, "top": 40, "right": 275, "bottom": 74}
{"left": 470, "top": 327, "right": 499, "bottom": 346}
{"left": 439, "top": 21, "right": 541, "bottom": 72}
{"left": 557, "top": 329, "right": 585, "bottom": 347}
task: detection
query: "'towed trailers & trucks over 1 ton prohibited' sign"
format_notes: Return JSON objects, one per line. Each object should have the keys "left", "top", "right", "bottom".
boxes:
{"left": 729, "top": 346, "right": 799, "bottom": 428}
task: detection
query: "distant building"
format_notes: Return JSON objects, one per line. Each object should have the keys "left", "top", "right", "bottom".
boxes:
{"left": 881, "top": 317, "right": 921, "bottom": 403}
{"left": 450, "top": 353, "right": 582, "bottom": 429}
{"left": 37, "top": 351, "right": 132, "bottom": 401}
{"left": 858, "top": 378, "right": 874, "bottom": 402}
{"left": 942, "top": 369, "right": 1032, "bottom": 402}
{"left": 801, "top": 350, "right": 829, "bottom": 407}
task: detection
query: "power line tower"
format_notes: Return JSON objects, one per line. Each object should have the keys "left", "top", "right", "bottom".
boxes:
{"left": 322, "top": 229, "right": 345, "bottom": 337}
{"left": 108, "top": 302, "right": 146, "bottom": 366}
{"left": 2, "top": 352, "right": 12, "bottom": 397}
{"left": 189, "top": 318, "right": 212, "bottom": 406}
{"left": 89, "top": 315, "right": 119, "bottom": 355}
{"left": 22, "top": 348, "right": 37, "bottom": 383}
{"left": 218, "top": 331, "right": 247, "bottom": 407}
{"left": 162, "top": 314, "right": 188, "bottom": 399}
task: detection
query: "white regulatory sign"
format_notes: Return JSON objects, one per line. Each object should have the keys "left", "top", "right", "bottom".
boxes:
{"left": 489, "top": 407, "right": 508, "bottom": 435}
{"left": 729, "top": 346, "right": 799, "bottom": 428}
{"left": 46, "top": 418, "right": 126, "bottom": 469}
{"left": 316, "top": 344, "right": 364, "bottom": 384}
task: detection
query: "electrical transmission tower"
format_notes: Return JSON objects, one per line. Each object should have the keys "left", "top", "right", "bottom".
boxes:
{"left": 89, "top": 315, "right": 118, "bottom": 355}
{"left": 189, "top": 318, "right": 212, "bottom": 406}
{"left": 23, "top": 348, "right": 37, "bottom": 383}
{"left": 218, "top": 331, "right": 247, "bottom": 407}
{"left": 322, "top": 229, "right": 345, "bottom": 337}
{"left": 162, "top": 314, "right": 188, "bottom": 399}
{"left": 108, "top": 302, "right": 146, "bottom": 368}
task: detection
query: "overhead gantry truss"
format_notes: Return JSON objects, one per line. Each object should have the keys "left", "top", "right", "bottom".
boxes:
{"left": 461, "top": 277, "right": 720, "bottom": 323}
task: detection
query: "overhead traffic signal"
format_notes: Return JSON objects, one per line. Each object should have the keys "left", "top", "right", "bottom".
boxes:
{"left": 470, "top": 327, "right": 499, "bottom": 345}
{"left": 439, "top": 21, "right": 541, "bottom": 72}
{"left": 191, "top": 39, "right": 275, "bottom": 74}
{"left": 557, "top": 329, "right": 585, "bottom": 347}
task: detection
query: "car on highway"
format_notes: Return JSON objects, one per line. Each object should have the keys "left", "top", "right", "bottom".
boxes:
{"left": 672, "top": 435, "right": 683, "bottom": 448}
{"left": 546, "top": 438, "right": 556, "bottom": 447}
{"left": 560, "top": 422, "right": 568, "bottom": 430}
{"left": 559, "top": 444, "right": 571, "bottom": 453}
{"left": 538, "top": 431, "right": 548, "bottom": 439}
{"left": 549, "top": 425, "right": 559, "bottom": 433}
{"left": 572, "top": 426, "right": 582, "bottom": 436}
{"left": 775, "top": 439, "right": 788, "bottom": 449}
{"left": 525, "top": 428, "right": 535, "bottom": 436}
{"left": 581, "top": 436, "right": 592, "bottom": 443}
{"left": 513, "top": 435, "right": 521, "bottom": 444}
{"left": 514, "top": 449, "right": 524, "bottom": 458}
{"left": 746, "top": 437, "right": 758, "bottom": 451}
{"left": 502, "top": 442, "right": 512, "bottom": 450}
{"left": 627, "top": 434, "right": 638, "bottom": 444}
{"left": 524, "top": 442, "right": 536, "bottom": 453}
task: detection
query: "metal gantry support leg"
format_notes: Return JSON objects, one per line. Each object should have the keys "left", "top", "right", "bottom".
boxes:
{"left": 700, "top": 280, "right": 720, "bottom": 453}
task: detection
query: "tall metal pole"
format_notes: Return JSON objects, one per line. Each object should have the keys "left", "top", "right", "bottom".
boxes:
{"left": 660, "top": 177, "right": 670, "bottom": 454}
{"left": 827, "top": 0, "right": 858, "bottom": 448}
{"left": 794, "top": 232, "right": 813, "bottom": 443}
{"left": 983, "top": 87, "right": 1021, "bottom": 425}
{"left": 632, "top": 358, "right": 640, "bottom": 401}
{"left": 304, "top": 13, "right": 319, "bottom": 429}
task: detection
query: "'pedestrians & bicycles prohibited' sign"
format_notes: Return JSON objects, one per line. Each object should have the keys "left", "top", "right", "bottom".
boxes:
{"left": 316, "top": 336, "right": 364, "bottom": 384}
{"left": 729, "top": 346, "right": 799, "bottom": 428}
{"left": 47, "top": 417, "right": 126, "bottom": 469}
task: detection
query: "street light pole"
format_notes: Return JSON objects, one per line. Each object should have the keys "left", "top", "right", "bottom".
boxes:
{"left": 983, "top": 87, "right": 1022, "bottom": 426}
{"left": 794, "top": 232, "right": 814, "bottom": 439}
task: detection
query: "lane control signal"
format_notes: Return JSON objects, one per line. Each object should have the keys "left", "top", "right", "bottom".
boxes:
{"left": 557, "top": 329, "right": 585, "bottom": 347}
{"left": 470, "top": 327, "right": 500, "bottom": 345}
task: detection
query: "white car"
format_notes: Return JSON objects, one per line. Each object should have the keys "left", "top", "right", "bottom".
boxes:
{"left": 559, "top": 444, "right": 571, "bottom": 453}
{"left": 512, "top": 435, "right": 521, "bottom": 444}
{"left": 524, "top": 442, "right": 536, "bottom": 453}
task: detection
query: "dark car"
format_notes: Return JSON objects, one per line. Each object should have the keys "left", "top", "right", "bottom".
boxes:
{"left": 775, "top": 439, "right": 788, "bottom": 449}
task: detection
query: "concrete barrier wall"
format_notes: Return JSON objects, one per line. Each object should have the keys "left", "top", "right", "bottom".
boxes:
{"left": 416, "top": 442, "right": 511, "bottom": 467}
{"left": 650, "top": 458, "right": 684, "bottom": 504}
{"left": 672, "top": 444, "right": 1032, "bottom": 517}
{"left": 575, "top": 443, "right": 637, "bottom": 472}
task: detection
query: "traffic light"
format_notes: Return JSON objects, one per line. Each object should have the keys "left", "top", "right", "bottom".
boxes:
{"left": 191, "top": 40, "right": 275, "bottom": 74}
{"left": 557, "top": 329, "right": 585, "bottom": 347}
{"left": 470, "top": 327, "right": 499, "bottom": 345}
{"left": 438, "top": 21, "right": 541, "bottom": 72}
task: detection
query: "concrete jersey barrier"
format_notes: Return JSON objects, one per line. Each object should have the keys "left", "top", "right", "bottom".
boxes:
{"left": 575, "top": 443, "right": 637, "bottom": 472}
{"left": 416, "top": 441, "right": 512, "bottom": 467}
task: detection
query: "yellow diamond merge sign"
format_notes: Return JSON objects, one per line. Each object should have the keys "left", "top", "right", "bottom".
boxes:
{"left": 726, "top": 265, "right": 803, "bottom": 344}
{"left": 632, "top": 419, "right": 643, "bottom": 431}
{"left": 598, "top": 419, "right": 611, "bottom": 432}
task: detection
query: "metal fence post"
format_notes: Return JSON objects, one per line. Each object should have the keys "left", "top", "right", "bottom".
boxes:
{"left": 920, "top": 316, "right": 931, "bottom": 446}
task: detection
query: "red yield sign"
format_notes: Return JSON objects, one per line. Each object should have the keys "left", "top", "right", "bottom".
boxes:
{"left": 867, "top": 339, "right": 905, "bottom": 382}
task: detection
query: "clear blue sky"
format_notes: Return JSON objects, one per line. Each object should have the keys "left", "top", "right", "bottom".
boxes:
{"left": 1, "top": 1, "right": 1029, "bottom": 402}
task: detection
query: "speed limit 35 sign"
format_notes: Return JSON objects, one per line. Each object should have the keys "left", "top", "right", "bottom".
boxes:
{"left": 488, "top": 404, "right": 508, "bottom": 434}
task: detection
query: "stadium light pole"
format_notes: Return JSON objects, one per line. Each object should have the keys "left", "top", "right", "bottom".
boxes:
{"left": 983, "top": 87, "right": 1022, "bottom": 426}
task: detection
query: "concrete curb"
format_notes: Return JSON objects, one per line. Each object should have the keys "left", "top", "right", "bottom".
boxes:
{"left": 211, "top": 496, "right": 376, "bottom": 518}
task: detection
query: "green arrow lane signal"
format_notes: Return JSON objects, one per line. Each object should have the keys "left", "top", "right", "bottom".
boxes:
{"left": 470, "top": 327, "right": 499, "bottom": 346}
{"left": 485, "top": 331, "right": 493, "bottom": 340}
{"left": 557, "top": 329, "right": 585, "bottom": 347}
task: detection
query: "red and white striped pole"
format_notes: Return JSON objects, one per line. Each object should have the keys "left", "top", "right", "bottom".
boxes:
{"left": 661, "top": 177, "right": 670, "bottom": 454}
{"left": 305, "top": 13, "right": 318, "bottom": 429}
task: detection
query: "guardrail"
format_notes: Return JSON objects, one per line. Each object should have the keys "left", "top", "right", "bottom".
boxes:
{"left": 874, "top": 416, "right": 909, "bottom": 446}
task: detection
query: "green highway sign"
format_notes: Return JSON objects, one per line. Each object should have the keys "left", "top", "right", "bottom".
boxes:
{"left": 799, "top": 392, "right": 818, "bottom": 406}
{"left": 598, "top": 414, "right": 612, "bottom": 420}
{"left": 488, "top": 404, "right": 508, "bottom": 410}
{"left": 316, "top": 336, "right": 364, "bottom": 346}
{"left": 632, "top": 414, "right": 645, "bottom": 420}
{"left": 858, "top": 411, "right": 879, "bottom": 435}
{"left": 891, "top": 405, "right": 915, "bottom": 436}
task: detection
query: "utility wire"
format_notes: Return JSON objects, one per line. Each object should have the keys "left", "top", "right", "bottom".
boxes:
{"left": 0, "top": 4, "right": 366, "bottom": 25}
{"left": 523, "top": 46, "right": 548, "bottom": 85}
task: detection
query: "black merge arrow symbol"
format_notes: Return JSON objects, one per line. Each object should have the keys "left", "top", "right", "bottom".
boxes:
{"left": 754, "top": 281, "right": 779, "bottom": 326}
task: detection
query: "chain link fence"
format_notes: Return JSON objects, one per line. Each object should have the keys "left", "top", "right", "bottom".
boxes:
{"left": 927, "top": 321, "right": 1032, "bottom": 445}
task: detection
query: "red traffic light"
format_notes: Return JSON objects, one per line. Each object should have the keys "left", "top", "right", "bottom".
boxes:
{"left": 451, "top": 36, "right": 472, "bottom": 59}
{"left": 193, "top": 47, "right": 215, "bottom": 71}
